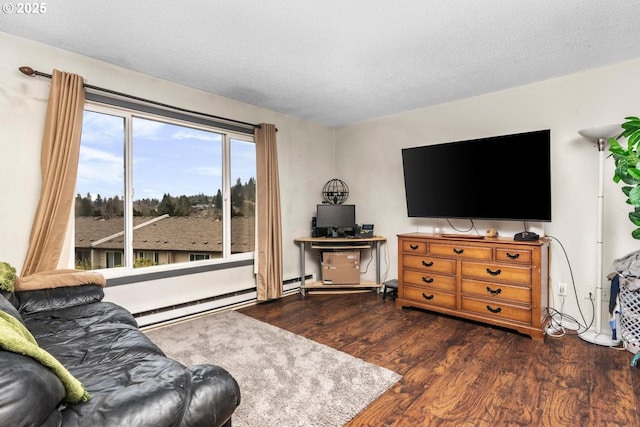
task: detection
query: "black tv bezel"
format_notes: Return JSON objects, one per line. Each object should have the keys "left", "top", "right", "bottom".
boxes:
{"left": 315, "top": 204, "right": 356, "bottom": 229}
{"left": 401, "top": 129, "right": 552, "bottom": 222}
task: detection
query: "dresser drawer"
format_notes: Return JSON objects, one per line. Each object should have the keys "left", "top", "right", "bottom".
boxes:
{"left": 403, "top": 285, "right": 456, "bottom": 309}
{"left": 403, "top": 255, "right": 456, "bottom": 275}
{"left": 402, "top": 240, "right": 427, "bottom": 254}
{"left": 461, "top": 297, "right": 531, "bottom": 324}
{"left": 403, "top": 270, "right": 456, "bottom": 292}
{"left": 461, "top": 261, "right": 531, "bottom": 285}
{"left": 429, "top": 243, "right": 492, "bottom": 260}
{"left": 495, "top": 248, "right": 532, "bottom": 265}
{"left": 461, "top": 279, "right": 531, "bottom": 304}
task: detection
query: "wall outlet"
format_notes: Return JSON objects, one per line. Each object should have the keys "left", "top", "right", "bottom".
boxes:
{"left": 585, "top": 287, "right": 596, "bottom": 300}
{"left": 602, "top": 287, "right": 610, "bottom": 302}
{"left": 558, "top": 282, "right": 567, "bottom": 296}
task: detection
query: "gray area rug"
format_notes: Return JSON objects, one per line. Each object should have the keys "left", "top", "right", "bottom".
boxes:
{"left": 145, "top": 310, "right": 400, "bottom": 427}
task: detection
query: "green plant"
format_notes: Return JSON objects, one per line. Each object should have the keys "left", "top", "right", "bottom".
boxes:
{"left": 609, "top": 116, "right": 640, "bottom": 238}
{"left": 133, "top": 258, "right": 156, "bottom": 268}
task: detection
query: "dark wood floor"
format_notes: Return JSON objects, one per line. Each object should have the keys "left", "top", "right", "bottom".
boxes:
{"left": 238, "top": 291, "right": 640, "bottom": 426}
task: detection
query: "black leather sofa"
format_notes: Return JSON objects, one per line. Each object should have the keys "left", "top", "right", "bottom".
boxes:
{"left": 0, "top": 284, "right": 240, "bottom": 427}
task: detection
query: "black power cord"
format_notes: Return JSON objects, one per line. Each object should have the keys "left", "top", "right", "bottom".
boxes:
{"left": 446, "top": 218, "right": 480, "bottom": 235}
{"left": 546, "top": 235, "right": 593, "bottom": 335}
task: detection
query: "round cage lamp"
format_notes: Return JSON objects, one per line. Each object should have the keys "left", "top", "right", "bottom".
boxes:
{"left": 322, "top": 179, "right": 349, "bottom": 204}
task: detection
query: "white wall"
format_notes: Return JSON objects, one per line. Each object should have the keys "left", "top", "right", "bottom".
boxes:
{"left": 4, "top": 30, "right": 640, "bottom": 336}
{"left": 0, "top": 33, "right": 333, "bottom": 313}
{"left": 336, "top": 59, "right": 640, "bottom": 335}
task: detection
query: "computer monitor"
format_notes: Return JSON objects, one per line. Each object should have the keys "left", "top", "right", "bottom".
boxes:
{"left": 316, "top": 204, "right": 356, "bottom": 230}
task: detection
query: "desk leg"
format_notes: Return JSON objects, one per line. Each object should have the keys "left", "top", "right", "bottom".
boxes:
{"left": 375, "top": 241, "right": 381, "bottom": 288}
{"left": 299, "top": 242, "right": 306, "bottom": 296}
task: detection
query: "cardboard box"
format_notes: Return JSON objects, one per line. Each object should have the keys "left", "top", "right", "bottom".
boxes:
{"left": 322, "top": 264, "right": 360, "bottom": 284}
{"left": 322, "top": 251, "right": 360, "bottom": 267}
{"left": 322, "top": 250, "right": 360, "bottom": 284}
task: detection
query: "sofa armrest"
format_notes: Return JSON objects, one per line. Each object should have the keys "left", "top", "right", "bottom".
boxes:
{"left": 0, "top": 351, "right": 65, "bottom": 426}
{"left": 16, "top": 285, "right": 104, "bottom": 315}
{"left": 184, "top": 365, "right": 241, "bottom": 426}
{"left": 0, "top": 292, "right": 24, "bottom": 324}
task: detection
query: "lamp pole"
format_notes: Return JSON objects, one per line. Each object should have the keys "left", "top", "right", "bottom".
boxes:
{"left": 578, "top": 124, "right": 621, "bottom": 346}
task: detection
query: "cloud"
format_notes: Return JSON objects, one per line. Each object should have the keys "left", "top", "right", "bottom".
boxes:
{"left": 192, "top": 166, "right": 222, "bottom": 177}
{"left": 79, "top": 146, "right": 121, "bottom": 163}
{"left": 77, "top": 110, "right": 253, "bottom": 200}
{"left": 132, "top": 117, "right": 168, "bottom": 139}
{"left": 172, "top": 129, "right": 221, "bottom": 142}
{"left": 81, "top": 114, "right": 124, "bottom": 146}
{"left": 76, "top": 146, "right": 123, "bottom": 197}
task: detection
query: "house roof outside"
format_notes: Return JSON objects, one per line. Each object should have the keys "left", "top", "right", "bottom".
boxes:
{"left": 75, "top": 215, "right": 255, "bottom": 254}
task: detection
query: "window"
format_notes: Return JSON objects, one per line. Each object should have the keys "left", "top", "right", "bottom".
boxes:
{"left": 190, "top": 253, "right": 211, "bottom": 262}
{"left": 74, "top": 104, "right": 256, "bottom": 272}
{"left": 135, "top": 251, "right": 159, "bottom": 268}
{"left": 76, "top": 250, "right": 91, "bottom": 270}
{"left": 106, "top": 251, "right": 123, "bottom": 269}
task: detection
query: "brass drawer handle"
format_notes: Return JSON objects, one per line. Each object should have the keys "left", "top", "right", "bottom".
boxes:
{"left": 506, "top": 252, "right": 520, "bottom": 260}
{"left": 486, "top": 305, "right": 502, "bottom": 314}
{"left": 410, "top": 244, "right": 419, "bottom": 250}
{"left": 422, "top": 277, "right": 434, "bottom": 284}
{"left": 486, "top": 268, "right": 502, "bottom": 276}
{"left": 422, "top": 260, "right": 434, "bottom": 267}
{"left": 422, "top": 293, "right": 434, "bottom": 300}
{"left": 486, "top": 286, "right": 502, "bottom": 295}
{"left": 453, "top": 248, "right": 464, "bottom": 254}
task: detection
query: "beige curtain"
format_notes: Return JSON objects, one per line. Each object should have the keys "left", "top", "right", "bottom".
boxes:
{"left": 255, "top": 123, "right": 283, "bottom": 301}
{"left": 22, "top": 70, "right": 85, "bottom": 276}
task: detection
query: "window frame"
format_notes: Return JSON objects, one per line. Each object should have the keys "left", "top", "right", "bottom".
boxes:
{"left": 76, "top": 101, "right": 257, "bottom": 280}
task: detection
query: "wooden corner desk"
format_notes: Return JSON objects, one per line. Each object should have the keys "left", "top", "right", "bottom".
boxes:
{"left": 293, "top": 236, "right": 386, "bottom": 295}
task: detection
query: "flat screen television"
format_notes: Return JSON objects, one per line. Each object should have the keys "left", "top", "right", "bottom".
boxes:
{"left": 316, "top": 204, "right": 356, "bottom": 229}
{"left": 401, "top": 129, "right": 551, "bottom": 222}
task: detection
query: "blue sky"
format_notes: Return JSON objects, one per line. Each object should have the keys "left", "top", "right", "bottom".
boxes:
{"left": 76, "top": 110, "right": 256, "bottom": 201}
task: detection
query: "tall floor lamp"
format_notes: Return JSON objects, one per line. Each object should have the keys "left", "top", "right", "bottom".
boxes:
{"left": 578, "top": 123, "right": 622, "bottom": 346}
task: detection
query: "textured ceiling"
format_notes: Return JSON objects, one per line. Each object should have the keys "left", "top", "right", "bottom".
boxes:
{"left": 2, "top": 1, "right": 640, "bottom": 127}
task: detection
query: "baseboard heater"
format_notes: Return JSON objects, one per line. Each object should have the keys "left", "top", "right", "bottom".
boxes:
{"left": 135, "top": 288, "right": 257, "bottom": 327}
{"left": 136, "top": 274, "right": 312, "bottom": 328}
{"left": 283, "top": 274, "right": 313, "bottom": 291}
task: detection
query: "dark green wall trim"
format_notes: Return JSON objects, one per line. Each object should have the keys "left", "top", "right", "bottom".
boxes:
{"left": 106, "top": 259, "right": 254, "bottom": 287}
{"left": 86, "top": 92, "right": 255, "bottom": 135}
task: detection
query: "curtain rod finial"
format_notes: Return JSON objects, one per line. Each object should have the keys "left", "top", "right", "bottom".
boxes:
{"left": 19, "top": 66, "right": 35, "bottom": 76}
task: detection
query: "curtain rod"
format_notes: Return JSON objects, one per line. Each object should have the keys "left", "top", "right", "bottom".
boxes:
{"left": 18, "top": 66, "right": 261, "bottom": 130}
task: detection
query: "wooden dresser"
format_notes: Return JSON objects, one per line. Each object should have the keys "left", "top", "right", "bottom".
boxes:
{"left": 397, "top": 233, "right": 549, "bottom": 341}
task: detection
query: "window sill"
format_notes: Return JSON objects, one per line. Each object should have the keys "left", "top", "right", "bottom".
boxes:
{"left": 100, "top": 253, "right": 255, "bottom": 287}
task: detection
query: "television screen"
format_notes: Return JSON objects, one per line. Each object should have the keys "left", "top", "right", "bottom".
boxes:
{"left": 401, "top": 129, "right": 551, "bottom": 222}
{"left": 316, "top": 204, "right": 356, "bottom": 229}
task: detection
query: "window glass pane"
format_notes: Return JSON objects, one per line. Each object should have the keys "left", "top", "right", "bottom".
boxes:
{"left": 75, "top": 110, "right": 125, "bottom": 270}
{"left": 190, "top": 253, "right": 211, "bottom": 261}
{"left": 75, "top": 106, "right": 255, "bottom": 272}
{"left": 131, "top": 117, "right": 223, "bottom": 267}
{"left": 230, "top": 138, "right": 256, "bottom": 254}
{"left": 106, "top": 251, "right": 123, "bottom": 268}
